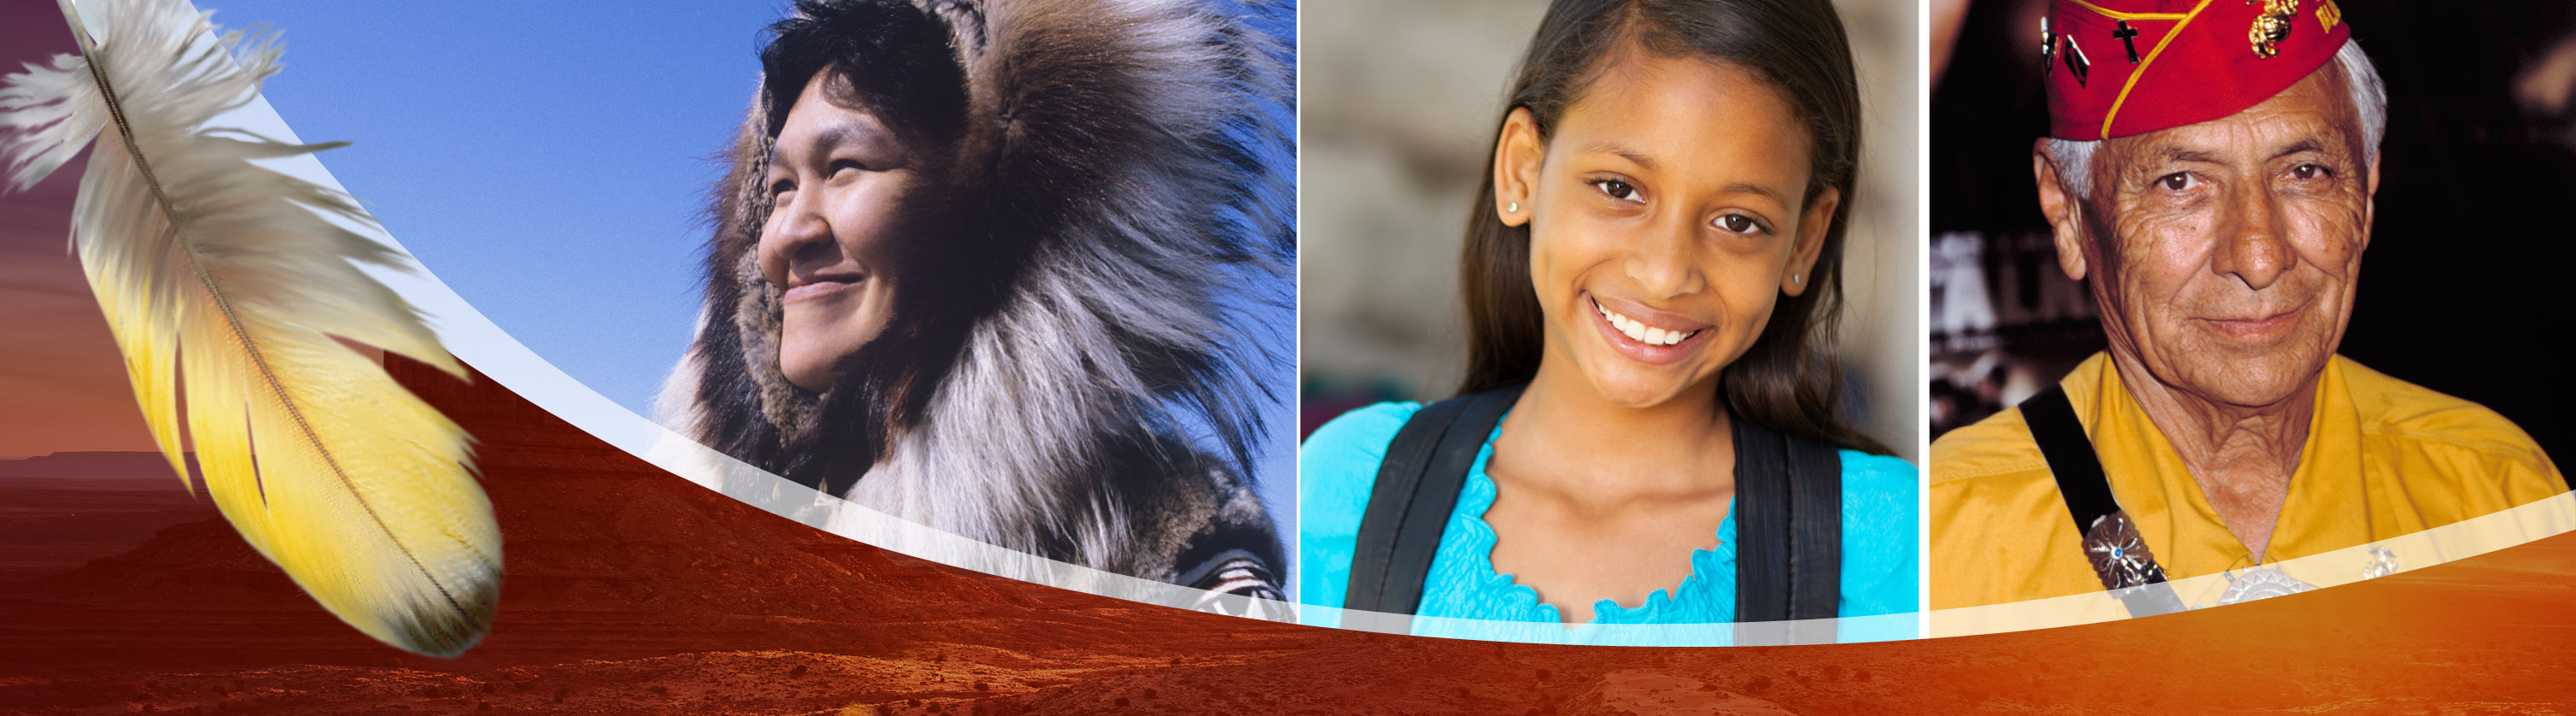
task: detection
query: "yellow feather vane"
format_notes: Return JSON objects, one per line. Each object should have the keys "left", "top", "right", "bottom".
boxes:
{"left": 0, "top": 0, "right": 499, "bottom": 657}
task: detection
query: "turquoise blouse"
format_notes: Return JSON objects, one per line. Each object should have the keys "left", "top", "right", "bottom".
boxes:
{"left": 1299, "top": 402, "right": 1919, "bottom": 643}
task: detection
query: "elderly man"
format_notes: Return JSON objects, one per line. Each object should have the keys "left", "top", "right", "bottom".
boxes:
{"left": 1933, "top": 0, "right": 2568, "bottom": 612}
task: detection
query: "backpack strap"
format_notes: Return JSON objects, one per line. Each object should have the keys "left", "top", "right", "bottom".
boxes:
{"left": 1343, "top": 385, "right": 1523, "bottom": 621}
{"left": 1732, "top": 417, "right": 1844, "bottom": 643}
{"left": 1345, "top": 385, "right": 1853, "bottom": 640}
{"left": 2020, "top": 384, "right": 2187, "bottom": 618}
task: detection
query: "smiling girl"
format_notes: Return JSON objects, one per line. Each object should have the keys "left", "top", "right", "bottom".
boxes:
{"left": 1301, "top": 0, "right": 1917, "bottom": 637}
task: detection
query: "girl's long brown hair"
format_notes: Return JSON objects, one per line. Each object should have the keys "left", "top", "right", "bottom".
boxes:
{"left": 1457, "top": 0, "right": 1892, "bottom": 455}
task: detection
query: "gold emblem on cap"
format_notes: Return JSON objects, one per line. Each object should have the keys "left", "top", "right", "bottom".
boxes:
{"left": 2316, "top": 0, "right": 2341, "bottom": 32}
{"left": 2248, "top": 0, "right": 2300, "bottom": 59}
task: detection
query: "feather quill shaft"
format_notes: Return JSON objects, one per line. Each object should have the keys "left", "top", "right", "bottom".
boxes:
{"left": 0, "top": 0, "right": 500, "bottom": 656}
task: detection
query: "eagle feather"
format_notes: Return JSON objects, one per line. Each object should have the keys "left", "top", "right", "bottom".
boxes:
{"left": 0, "top": 0, "right": 499, "bottom": 657}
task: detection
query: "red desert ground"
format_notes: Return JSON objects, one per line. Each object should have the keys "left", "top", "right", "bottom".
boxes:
{"left": 0, "top": 360, "right": 2570, "bottom": 714}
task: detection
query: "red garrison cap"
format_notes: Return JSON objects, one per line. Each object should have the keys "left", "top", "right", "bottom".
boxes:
{"left": 2042, "top": 0, "right": 2350, "bottom": 140}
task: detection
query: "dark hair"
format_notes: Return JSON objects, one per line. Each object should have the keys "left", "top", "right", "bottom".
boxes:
{"left": 752, "top": 0, "right": 985, "bottom": 488}
{"left": 760, "top": 0, "right": 969, "bottom": 147}
{"left": 1456, "top": 0, "right": 1890, "bottom": 455}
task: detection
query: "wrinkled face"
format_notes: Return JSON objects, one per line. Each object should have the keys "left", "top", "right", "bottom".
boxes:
{"left": 1497, "top": 53, "right": 1831, "bottom": 408}
{"left": 760, "top": 70, "right": 922, "bottom": 392}
{"left": 2071, "top": 67, "right": 2375, "bottom": 408}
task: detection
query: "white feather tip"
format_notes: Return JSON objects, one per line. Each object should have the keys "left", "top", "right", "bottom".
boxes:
{"left": 2, "top": 0, "right": 500, "bottom": 657}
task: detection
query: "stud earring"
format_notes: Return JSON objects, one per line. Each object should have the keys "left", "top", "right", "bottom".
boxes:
{"left": 1508, "top": 202, "right": 1519, "bottom": 214}
{"left": 1793, "top": 273, "right": 1803, "bottom": 286}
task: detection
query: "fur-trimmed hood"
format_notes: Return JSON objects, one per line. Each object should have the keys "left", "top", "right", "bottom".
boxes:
{"left": 657, "top": 0, "right": 1291, "bottom": 590}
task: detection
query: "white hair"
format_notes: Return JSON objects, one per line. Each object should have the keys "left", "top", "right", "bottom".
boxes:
{"left": 2044, "top": 38, "right": 2387, "bottom": 199}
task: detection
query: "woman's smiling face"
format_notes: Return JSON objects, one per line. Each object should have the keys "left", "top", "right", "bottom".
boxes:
{"left": 1497, "top": 52, "right": 1832, "bottom": 409}
{"left": 760, "top": 69, "right": 922, "bottom": 392}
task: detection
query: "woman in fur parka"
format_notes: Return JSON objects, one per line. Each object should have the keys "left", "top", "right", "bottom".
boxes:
{"left": 656, "top": 0, "right": 1293, "bottom": 607}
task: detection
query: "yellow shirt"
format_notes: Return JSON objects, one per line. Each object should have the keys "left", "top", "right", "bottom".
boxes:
{"left": 1932, "top": 353, "right": 2567, "bottom": 609}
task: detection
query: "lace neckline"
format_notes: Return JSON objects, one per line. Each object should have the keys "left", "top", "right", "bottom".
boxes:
{"left": 1434, "top": 417, "right": 1741, "bottom": 625}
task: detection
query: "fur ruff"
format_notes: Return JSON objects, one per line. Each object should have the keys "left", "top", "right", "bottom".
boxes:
{"left": 659, "top": 0, "right": 1290, "bottom": 587}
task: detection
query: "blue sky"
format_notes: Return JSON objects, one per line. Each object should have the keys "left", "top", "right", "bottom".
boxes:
{"left": 202, "top": 1, "right": 802, "bottom": 413}
{"left": 194, "top": 1, "right": 1299, "bottom": 517}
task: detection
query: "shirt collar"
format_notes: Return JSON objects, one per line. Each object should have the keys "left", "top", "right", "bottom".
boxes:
{"left": 2079, "top": 353, "right": 2365, "bottom": 576}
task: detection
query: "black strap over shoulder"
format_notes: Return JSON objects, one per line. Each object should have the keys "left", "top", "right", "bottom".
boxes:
{"left": 2023, "top": 385, "right": 2122, "bottom": 536}
{"left": 2020, "top": 384, "right": 2186, "bottom": 618}
{"left": 1343, "top": 385, "right": 1524, "bottom": 621}
{"left": 1344, "top": 384, "right": 1845, "bottom": 639}
{"left": 1732, "top": 417, "right": 1844, "bottom": 637}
